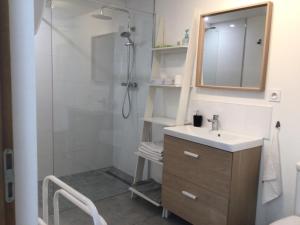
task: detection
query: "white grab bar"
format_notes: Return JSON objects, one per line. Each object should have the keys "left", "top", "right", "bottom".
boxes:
{"left": 39, "top": 175, "right": 107, "bottom": 225}
{"left": 38, "top": 218, "right": 48, "bottom": 225}
{"left": 53, "top": 189, "right": 107, "bottom": 225}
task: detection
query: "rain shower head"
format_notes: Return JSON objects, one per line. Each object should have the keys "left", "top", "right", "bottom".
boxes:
{"left": 92, "top": 5, "right": 130, "bottom": 23}
{"left": 205, "top": 26, "right": 216, "bottom": 31}
{"left": 92, "top": 9, "right": 113, "bottom": 20}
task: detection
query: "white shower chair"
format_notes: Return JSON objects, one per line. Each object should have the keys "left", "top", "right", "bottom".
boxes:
{"left": 270, "top": 162, "right": 300, "bottom": 225}
{"left": 38, "top": 175, "right": 107, "bottom": 225}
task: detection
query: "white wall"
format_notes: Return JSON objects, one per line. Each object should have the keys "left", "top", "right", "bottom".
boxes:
{"left": 155, "top": 0, "right": 300, "bottom": 224}
{"left": 242, "top": 15, "right": 266, "bottom": 87}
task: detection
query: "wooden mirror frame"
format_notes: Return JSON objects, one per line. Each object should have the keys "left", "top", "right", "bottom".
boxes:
{"left": 195, "top": 2, "right": 273, "bottom": 91}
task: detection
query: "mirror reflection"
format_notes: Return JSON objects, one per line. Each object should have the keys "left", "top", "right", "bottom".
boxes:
{"left": 200, "top": 5, "right": 269, "bottom": 89}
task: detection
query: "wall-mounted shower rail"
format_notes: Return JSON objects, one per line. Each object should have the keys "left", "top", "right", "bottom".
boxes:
{"left": 38, "top": 175, "right": 107, "bottom": 225}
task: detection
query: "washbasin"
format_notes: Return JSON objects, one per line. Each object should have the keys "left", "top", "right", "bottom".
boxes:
{"left": 164, "top": 125, "right": 263, "bottom": 152}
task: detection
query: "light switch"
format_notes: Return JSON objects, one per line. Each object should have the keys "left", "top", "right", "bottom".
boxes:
{"left": 268, "top": 90, "right": 281, "bottom": 102}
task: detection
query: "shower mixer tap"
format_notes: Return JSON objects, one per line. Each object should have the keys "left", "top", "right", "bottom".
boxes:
{"left": 121, "top": 82, "right": 138, "bottom": 89}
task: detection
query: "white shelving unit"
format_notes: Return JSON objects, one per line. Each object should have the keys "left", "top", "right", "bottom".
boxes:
{"left": 148, "top": 84, "right": 182, "bottom": 88}
{"left": 129, "top": 44, "right": 194, "bottom": 207}
{"left": 134, "top": 151, "right": 163, "bottom": 166}
{"left": 143, "top": 117, "right": 177, "bottom": 126}
{"left": 129, "top": 12, "right": 199, "bottom": 210}
{"left": 152, "top": 45, "right": 188, "bottom": 52}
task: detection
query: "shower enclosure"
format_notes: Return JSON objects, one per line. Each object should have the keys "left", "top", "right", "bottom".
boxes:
{"left": 35, "top": 0, "right": 155, "bottom": 217}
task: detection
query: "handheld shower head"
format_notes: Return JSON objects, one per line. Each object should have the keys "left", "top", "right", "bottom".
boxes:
{"left": 92, "top": 6, "right": 131, "bottom": 28}
{"left": 120, "top": 31, "right": 131, "bottom": 38}
{"left": 120, "top": 31, "right": 134, "bottom": 46}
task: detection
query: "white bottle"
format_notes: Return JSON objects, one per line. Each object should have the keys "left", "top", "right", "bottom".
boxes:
{"left": 182, "top": 29, "right": 190, "bottom": 46}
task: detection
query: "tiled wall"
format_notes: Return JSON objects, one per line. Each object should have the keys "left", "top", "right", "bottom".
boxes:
{"left": 188, "top": 99, "right": 273, "bottom": 139}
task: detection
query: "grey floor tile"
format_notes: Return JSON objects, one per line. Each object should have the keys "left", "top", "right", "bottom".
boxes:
{"left": 39, "top": 168, "right": 130, "bottom": 214}
{"left": 56, "top": 192, "right": 190, "bottom": 225}
{"left": 39, "top": 167, "right": 190, "bottom": 225}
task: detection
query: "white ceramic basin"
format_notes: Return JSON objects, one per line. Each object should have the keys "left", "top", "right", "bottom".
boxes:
{"left": 164, "top": 125, "right": 263, "bottom": 152}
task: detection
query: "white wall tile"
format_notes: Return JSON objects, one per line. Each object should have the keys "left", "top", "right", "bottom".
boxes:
{"left": 188, "top": 99, "right": 273, "bottom": 139}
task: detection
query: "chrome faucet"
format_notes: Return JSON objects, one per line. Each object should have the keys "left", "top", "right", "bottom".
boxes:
{"left": 208, "top": 115, "right": 219, "bottom": 131}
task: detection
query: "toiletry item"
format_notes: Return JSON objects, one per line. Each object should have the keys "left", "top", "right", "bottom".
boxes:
{"left": 163, "top": 77, "right": 174, "bottom": 85}
{"left": 150, "top": 78, "right": 163, "bottom": 85}
{"left": 160, "top": 73, "right": 167, "bottom": 84}
{"left": 174, "top": 75, "right": 182, "bottom": 86}
{"left": 182, "top": 29, "right": 190, "bottom": 46}
{"left": 160, "top": 74, "right": 174, "bottom": 85}
{"left": 193, "top": 111, "right": 203, "bottom": 127}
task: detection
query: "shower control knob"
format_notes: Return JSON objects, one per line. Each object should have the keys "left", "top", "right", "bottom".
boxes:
{"left": 121, "top": 82, "right": 138, "bottom": 89}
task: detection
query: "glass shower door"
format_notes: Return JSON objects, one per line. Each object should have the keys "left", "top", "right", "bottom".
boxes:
{"left": 50, "top": 0, "right": 154, "bottom": 210}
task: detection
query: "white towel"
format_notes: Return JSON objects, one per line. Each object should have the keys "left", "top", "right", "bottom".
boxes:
{"left": 140, "top": 142, "right": 163, "bottom": 154}
{"left": 137, "top": 149, "right": 163, "bottom": 162}
{"left": 262, "top": 128, "right": 282, "bottom": 204}
{"left": 139, "top": 146, "right": 163, "bottom": 158}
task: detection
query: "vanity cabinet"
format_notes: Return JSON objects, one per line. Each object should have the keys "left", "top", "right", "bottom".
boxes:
{"left": 162, "top": 135, "right": 262, "bottom": 225}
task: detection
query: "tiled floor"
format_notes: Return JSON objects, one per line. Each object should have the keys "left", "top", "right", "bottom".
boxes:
{"left": 39, "top": 167, "right": 190, "bottom": 225}
{"left": 38, "top": 167, "right": 131, "bottom": 213}
{"left": 56, "top": 192, "right": 189, "bottom": 225}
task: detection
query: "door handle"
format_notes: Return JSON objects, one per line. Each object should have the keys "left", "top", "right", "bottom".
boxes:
{"left": 3, "top": 149, "right": 14, "bottom": 203}
{"left": 181, "top": 190, "right": 197, "bottom": 200}
{"left": 184, "top": 151, "right": 199, "bottom": 159}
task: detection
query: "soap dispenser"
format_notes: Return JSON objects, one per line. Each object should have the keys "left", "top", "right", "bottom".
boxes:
{"left": 182, "top": 29, "right": 190, "bottom": 46}
{"left": 193, "top": 111, "right": 203, "bottom": 127}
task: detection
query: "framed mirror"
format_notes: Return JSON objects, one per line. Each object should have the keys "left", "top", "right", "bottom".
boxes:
{"left": 196, "top": 2, "right": 273, "bottom": 91}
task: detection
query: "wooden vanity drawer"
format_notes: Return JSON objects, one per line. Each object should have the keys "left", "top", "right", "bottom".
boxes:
{"left": 162, "top": 172, "right": 228, "bottom": 225}
{"left": 164, "top": 135, "right": 232, "bottom": 198}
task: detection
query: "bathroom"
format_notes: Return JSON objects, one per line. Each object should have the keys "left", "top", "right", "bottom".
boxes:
{"left": 2, "top": 0, "right": 300, "bottom": 225}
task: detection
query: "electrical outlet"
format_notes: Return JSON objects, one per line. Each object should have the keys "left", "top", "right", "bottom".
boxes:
{"left": 268, "top": 90, "right": 282, "bottom": 102}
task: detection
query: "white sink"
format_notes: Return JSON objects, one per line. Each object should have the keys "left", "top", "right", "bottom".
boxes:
{"left": 164, "top": 125, "right": 263, "bottom": 152}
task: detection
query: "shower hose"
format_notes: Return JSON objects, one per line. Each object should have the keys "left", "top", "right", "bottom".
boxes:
{"left": 122, "top": 44, "right": 135, "bottom": 119}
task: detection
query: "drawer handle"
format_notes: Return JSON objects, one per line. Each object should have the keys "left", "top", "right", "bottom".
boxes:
{"left": 184, "top": 151, "right": 199, "bottom": 159}
{"left": 181, "top": 191, "right": 197, "bottom": 200}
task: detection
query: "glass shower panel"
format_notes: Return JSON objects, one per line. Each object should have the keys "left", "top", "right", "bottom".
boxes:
{"left": 52, "top": 1, "right": 115, "bottom": 177}
{"left": 51, "top": 0, "right": 154, "bottom": 208}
